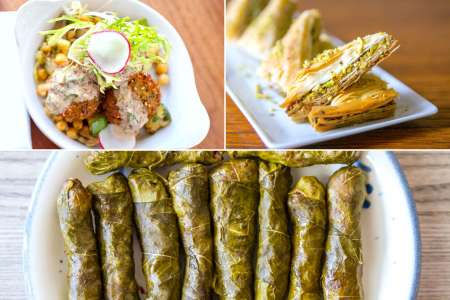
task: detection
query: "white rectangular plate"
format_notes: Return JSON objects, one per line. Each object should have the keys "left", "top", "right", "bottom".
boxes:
{"left": 226, "top": 37, "right": 438, "bottom": 149}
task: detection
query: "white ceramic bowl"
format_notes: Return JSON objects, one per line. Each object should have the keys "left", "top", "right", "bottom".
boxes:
{"left": 24, "top": 151, "right": 420, "bottom": 300}
{"left": 15, "top": 0, "right": 210, "bottom": 149}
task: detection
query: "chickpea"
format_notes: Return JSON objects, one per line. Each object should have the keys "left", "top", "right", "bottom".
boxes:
{"left": 57, "top": 39, "right": 71, "bottom": 54}
{"left": 36, "top": 84, "right": 48, "bottom": 97}
{"left": 158, "top": 74, "right": 169, "bottom": 86}
{"left": 37, "top": 68, "right": 49, "bottom": 81}
{"left": 73, "top": 120, "right": 83, "bottom": 130}
{"left": 79, "top": 15, "right": 91, "bottom": 22}
{"left": 54, "top": 53, "right": 69, "bottom": 66}
{"left": 155, "top": 63, "right": 168, "bottom": 75}
{"left": 66, "top": 128, "right": 79, "bottom": 139}
{"left": 53, "top": 115, "right": 63, "bottom": 122}
{"left": 35, "top": 51, "right": 46, "bottom": 65}
{"left": 145, "top": 120, "right": 158, "bottom": 134}
{"left": 56, "top": 120, "right": 68, "bottom": 131}
{"left": 66, "top": 30, "right": 76, "bottom": 41}
{"left": 148, "top": 46, "right": 160, "bottom": 56}
{"left": 41, "top": 44, "right": 51, "bottom": 54}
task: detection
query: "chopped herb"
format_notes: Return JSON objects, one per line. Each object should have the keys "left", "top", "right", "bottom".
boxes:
{"left": 127, "top": 112, "right": 137, "bottom": 122}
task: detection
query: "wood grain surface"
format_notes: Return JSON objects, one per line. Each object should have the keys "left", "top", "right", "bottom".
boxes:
{"left": 0, "top": 0, "right": 224, "bottom": 149}
{"left": 0, "top": 151, "right": 449, "bottom": 299}
{"left": 226, "top": 0, "right": 450, "bottom": 149}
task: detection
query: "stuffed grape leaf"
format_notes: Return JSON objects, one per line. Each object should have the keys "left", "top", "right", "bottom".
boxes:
{"left": 57, "top": 179, "right": 103, "bottom": 300}
{"left": 322, "top": 166, "right": 366, "bottom": 299}
{"left": 128, "top": 168, "right": 181, "bottom": 299}
{"left": 88, "top": 173, "right": 138, "bottom": 300}
{"left": 209, "top": 159, "right": 259, "bottom": 300}
{"left": 168, "top": 164, "right": 214, "bottom": 300}
{"left": 287, "top": 176, "right": 327, "bottom": 300}
{"left": 229, "top": 151, "right": 360, "bottom": 167}
{"left": 255, "top": 162, "right": 292, "bottom": 300}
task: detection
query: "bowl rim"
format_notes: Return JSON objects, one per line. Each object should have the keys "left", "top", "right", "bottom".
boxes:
{"left": 386, "top": 151, "right": 421, "bottom": 300}
{"left": 23, "top": 151, "right": 421, "bottom": 299}
{"left": 15, "top": 0, "right": 210, "bottom": 149}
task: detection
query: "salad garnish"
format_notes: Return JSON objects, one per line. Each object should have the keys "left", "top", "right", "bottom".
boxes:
{"left": 40, "top": 2, "right": 171, "bottom": 92}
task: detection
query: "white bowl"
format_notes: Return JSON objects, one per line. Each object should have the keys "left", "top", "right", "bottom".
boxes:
{"left": 24, "top": 151, "right": 420, "bottom": 299}
{"left": 15, "top": 0, "right": 210, "bottom": 149}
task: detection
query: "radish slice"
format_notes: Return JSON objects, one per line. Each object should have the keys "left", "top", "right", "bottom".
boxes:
{"left": 98, "top": 124, "right": 136, "bottom": 149}
{"left": 88, "top": 30, "right": 131, "bottom": 74}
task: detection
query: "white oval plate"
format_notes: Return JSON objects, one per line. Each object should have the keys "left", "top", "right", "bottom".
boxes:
{"left": 16, "top": 0, "right": 210, "bottom": 149}
{"left": 226, "top": 37, "right": 438, "bottom": 149}
{"left": 24, "top": 151, "right": 420, "bottom": 299}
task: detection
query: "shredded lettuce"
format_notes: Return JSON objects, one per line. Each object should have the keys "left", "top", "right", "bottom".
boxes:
{"left": 106, "top": 17, "right": 171, "bottom": 67}
{"left": 40, "top": 16, "right": 94, "bottom": 46}
{"left": 40, "top": 8, "right": 171, "bottom": 92}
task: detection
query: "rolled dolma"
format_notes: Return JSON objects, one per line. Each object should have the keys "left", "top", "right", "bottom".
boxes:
{"left": 259, "top": 9, "right": 322, "bottom": 92}
{"left": 308, "top": 74, "right": 398, "bottom": 132}
{"left": 84, "top": 151, "right": 131, "bottom": 175}
{"left": 228, "top": 151, "right": 360, "bottom": 167}
{"left": 238, "top": 0, "right": 299, "bottom": 58}
{"left": 282, "top": 32, "right": 399, "bottom": 122}
{"left": 87, "top": 174, "right": 138, "bottom": 300}
{"left": 209, "top": 159, "right": 259, "bottom": 299}
{"left": 84, "top": 151, "right": 168, "bottom": 174}
{"left": 167, "top": 151, "right": 224, "bottom": 166}
{"left": 127, "top": 151, "right": 170, "bottom": 168}
{"left": 287, "top": 176, "right": 327, "bottom": 300}
{"left": 322, "top": 166, "right": 366, "bottom": 299}
{"left": 168, "top": 164, "right": 214, "bottom": 300}
{"left": 128, "top": 168, "right": 180, "bottom": 299}
{"left": 84, "top": 151, "right": 223, "bottom": 175}
{"left": 226, "top": 0, "right": 269, "bottom": 40}
{"left": 255, "top": 162, "right": 292, "bottom": 300}
{"left": 57, "top": 179, "right": 102, "bottom": 300}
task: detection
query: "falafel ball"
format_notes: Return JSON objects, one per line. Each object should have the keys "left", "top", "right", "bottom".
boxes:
{"left": 45, "top": 65, "right": 100, "bottom": 121}
{"left": 104, "top": 72, "right": 161, "bottom": 134}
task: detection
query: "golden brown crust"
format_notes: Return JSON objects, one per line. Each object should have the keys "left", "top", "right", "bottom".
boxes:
{"left": 128, "top": 73, "right": 161, "bottom": 117}
{"left": 62, "top": 99, "right": 100, "bottom": 122}
{"left": 103, "top": 90, "right": 121, "bottom": 125}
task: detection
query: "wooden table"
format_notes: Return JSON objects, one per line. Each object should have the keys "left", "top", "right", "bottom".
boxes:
{"left": 0, "top": 0, "right": 224, "bottom": 149}
{"left": 0, "top": 151, "right": 449, "bottom": 299}
{"left": 226, "top": 0, "right": 450, "bottom": 149}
